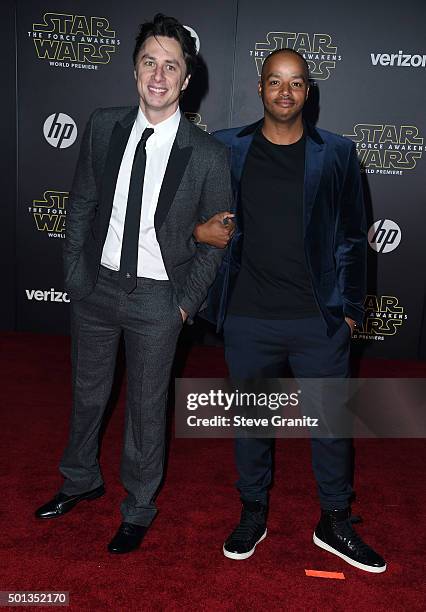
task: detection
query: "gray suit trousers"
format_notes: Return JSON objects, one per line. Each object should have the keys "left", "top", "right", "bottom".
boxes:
{"left": 59, "top": 266, "right": 183, "bottom": 525}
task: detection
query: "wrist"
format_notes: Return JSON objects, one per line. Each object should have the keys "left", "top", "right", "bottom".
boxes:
{"left": 193, "top": 223, "right": 203, "bottom": 243}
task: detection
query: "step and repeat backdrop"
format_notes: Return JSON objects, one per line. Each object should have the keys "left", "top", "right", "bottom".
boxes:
{"left": 8, "top": 0, "right": 426, "bottom": 359}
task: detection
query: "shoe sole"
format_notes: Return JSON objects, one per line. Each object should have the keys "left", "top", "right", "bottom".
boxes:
{"left": 107, "top": 544, "right": 141, "bottom": 555}
{"left": 223, "top": 528, "right": 267, "bottom": 560}
{"left": 313, "top": 533, "right": 387, "bottom": 573}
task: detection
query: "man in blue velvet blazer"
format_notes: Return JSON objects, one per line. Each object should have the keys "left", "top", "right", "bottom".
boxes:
{"left": 197, "top": 48, "right": 386, "bottom": 573}
{"left": 205, "top": 117, "right": 366, "bottom": 336}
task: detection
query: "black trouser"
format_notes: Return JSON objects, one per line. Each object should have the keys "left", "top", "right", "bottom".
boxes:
{"left": 224, "top": 315, "right": 352, "bottom": 510}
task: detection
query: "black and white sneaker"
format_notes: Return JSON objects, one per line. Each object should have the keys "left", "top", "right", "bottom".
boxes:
{"left": 313, "top": 508, "right": 387, "bottom": 573}
{"left": 223, "top": 500, "right": 267, "bottom": 560}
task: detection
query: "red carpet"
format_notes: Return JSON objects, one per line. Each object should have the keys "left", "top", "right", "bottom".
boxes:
{"left": 0, "top": 332, "right": 425, "bottom": 610}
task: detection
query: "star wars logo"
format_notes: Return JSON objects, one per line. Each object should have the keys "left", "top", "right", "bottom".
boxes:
{"left": 29, "top": 190, "right": 68, "bottom": 239}
{"left": 28, "top": 13, "right": 120, "bottom": 71}
{"left": 185, "top": 113, "right": 207, "bottom": 131}
{"left": 344, "top": 124, "right": 424, "bottom": 175}
{"left": 250, "top": 32, "right": 342, "bottom": 80}
{"left": 353, "top": 295, "right": 407, "bottom": 342}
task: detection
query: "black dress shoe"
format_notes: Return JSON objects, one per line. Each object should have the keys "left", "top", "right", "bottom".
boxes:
{"left": 108, "top": 522, "right": 147, "bottom": 554}
{"left": 35, "top": 485, "right": 105, "bottom": 519}
{"left": 313, "top": 508, "right": 387, "bottom": 573}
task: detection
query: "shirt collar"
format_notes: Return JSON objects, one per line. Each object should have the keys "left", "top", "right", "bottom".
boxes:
{"left": 135, "top": 106, "right": 181, "bottom": 146}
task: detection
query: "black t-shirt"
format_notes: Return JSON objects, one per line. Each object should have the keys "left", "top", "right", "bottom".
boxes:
{"left": 229, "top": 128, "right": 318, "bottom": 319}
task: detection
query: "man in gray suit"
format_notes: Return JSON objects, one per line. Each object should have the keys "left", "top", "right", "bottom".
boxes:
{"left": 35, "top": 13, "right": 232, "bottom": 554}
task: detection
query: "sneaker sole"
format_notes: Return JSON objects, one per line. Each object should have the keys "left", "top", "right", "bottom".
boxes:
{"left": 313, "top": 532, "right": 387, "bottom": 573}
{"left": 223, "top": 528, "right": 267, "bottom": 560}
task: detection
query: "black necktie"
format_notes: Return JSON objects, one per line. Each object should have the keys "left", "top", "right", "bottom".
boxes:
{"left": 119, "top": 127, "right": 154, "bottom": 292}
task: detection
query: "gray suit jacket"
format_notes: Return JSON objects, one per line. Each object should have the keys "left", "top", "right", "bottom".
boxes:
{"left": 64, "top": 106, "right": 232, "bottom": 318}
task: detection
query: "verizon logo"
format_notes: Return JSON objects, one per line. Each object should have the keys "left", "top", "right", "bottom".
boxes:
{"left": 25, "top": 288, "right": 70, "bottom": 303}
{"left": 371, "top": 51, "right": 426, "bottom": 68}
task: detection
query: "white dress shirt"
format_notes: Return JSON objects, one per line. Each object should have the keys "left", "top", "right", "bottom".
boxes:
{"left": 101, "top": 107, "right": 181, "bottom": 279}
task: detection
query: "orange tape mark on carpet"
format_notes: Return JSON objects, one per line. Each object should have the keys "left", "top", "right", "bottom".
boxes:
{"left": 305, "top": 569, "right": 345, "bottom": 579}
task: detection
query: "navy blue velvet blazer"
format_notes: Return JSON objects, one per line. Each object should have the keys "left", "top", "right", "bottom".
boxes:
{"left": 203, "top": 120, "right": 367, "bottom": 337}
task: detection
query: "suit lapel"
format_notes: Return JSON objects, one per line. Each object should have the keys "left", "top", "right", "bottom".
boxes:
{"left": 154, "top": 116, "right": 192, "bottom": 232}
{"left": 304, "top": 128, "right": 326, "bottom": 236}
{"left": 231, "top": 121, "right": 261, "bottom": 193}
{"left": 232, "top": 134, "right": 254, "bottom": 187}
{"left": 99, "top": 109, "right": 137, "bottom": 241}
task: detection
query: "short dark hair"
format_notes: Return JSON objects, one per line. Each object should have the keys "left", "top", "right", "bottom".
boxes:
{"left": 133, "top": 13, "right": 197, "bottom": 76}
{"left": 261, "top": 48, "right": 310, "bottom": 82}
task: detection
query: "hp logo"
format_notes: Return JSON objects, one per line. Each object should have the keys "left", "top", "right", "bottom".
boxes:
{"left": 43, "top": 113, "right": 77, "bottom": 149}
{"left": 368, "top": 219, "right": 401, "bottom": 253}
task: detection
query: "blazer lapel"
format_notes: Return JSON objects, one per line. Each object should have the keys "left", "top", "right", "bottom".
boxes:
{"left": 232, "top": 121, "right": 261, "bottom": 192}
{"left": 99, "top": 108, "right": 137, "bottom": 241}
{"left": 304, "top": 126, "right": 327, "bottom": 236}
{"left": 154, "top": 116, "right": 192, "bottom": 232}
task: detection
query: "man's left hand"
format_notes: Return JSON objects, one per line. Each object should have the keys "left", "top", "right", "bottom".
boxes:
{"left": 193, "top": 212, "right": 235, "bottom": 248}
{"left": 179, "top": 307, "right": 188, "bottom": 323}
